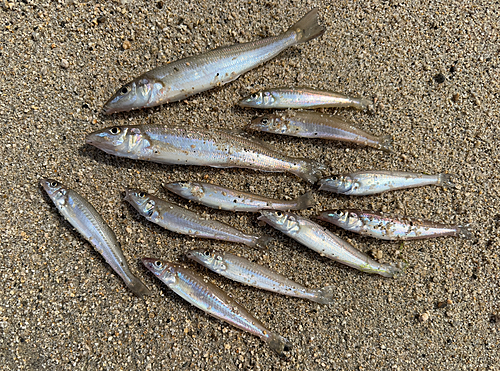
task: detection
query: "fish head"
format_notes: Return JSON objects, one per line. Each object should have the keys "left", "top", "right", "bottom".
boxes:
{"left": 248, "top": 115, "right": 284, "bottom": 133}
{"left": 164, "top": 181, "right": 204, "bottom": 200}
{"left": 239, "top": 91, "right": 276, "bottom": 108}
{"left": 39, "top": 178, "right": 67, "bottom": 204}
{"left": 186, "top": 249, "right": 227, "bottom": 272}
{"left": 323, "top": 210, "right": 349, "bottom": 224}
{"left": 103, "top": 78, "right": 161, "bottom": 114}
{"left": 85, "top": 126, "right": 143, "bottom": 154}
{"left": 142, "top": 258, "right": 177, "bottom": 285}
{"left": 319, "top": 175, "right": 354, "bottom": 193}
{"left": 123, "top": 188, "right": 156, "bottom": 217}
{"left": 258, "top": 210, "right": 300, "bottom": 233}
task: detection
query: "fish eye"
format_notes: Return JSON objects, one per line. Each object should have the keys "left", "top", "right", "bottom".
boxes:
{"left": 50, "top": 181, "right": 58, "bottom": 187}
{"left": 251, "top": 93, "right": 258, "bottom": 99}
{"left": 138, "top": 191, "right": 146, "bottom": 198}
{"left": 110, "top": 127, "right": 120, "bottom": 135}
{"left": 154, "top": 260, "right": 163, "bottom": 268}
{"left": 276, "top": 211, "right": 283, "bottom": 217}
{"left": 120, "top": 86, "right": 130, "bottom": 95}
{"left": 335, "top": 210, "right": 342, "bottom": 215}
{"left": 204, "top": 250, "right": 211, "bottom": 257}
{"left": 261, "top": 118, "right": 269, "bottom": 124}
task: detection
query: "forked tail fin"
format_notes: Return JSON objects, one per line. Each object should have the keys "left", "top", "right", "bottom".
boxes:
{"left": 288, "top": 8, "right": 325, "bottom": 44}
{"left": 352, "top": 96, "right": 372, "bottom": 110}
{"left": 311, "top": 285, "right": 335, "bottom": 305}
{"left": 457, "top": 224, "right": 473, "bottom": 239}
{"left": 294, "top": 159, "right": 327, "bottom": 184}
{"left": 127, "top": 276, "right": 152, "bottom": 298}
{"left": 294, "top": 191, "right": 315, "bottom": 209}
{"left": 378, "top": 135, "right": 395, "bottom": 153}
{"left": 250, "top": 235, "right": 274, "bottom": 249}
{"left": 437, "top": 174, "right": 454, "bottom": 188}
{"left": 267, "top": 332, "right": 293, "bottom": 355}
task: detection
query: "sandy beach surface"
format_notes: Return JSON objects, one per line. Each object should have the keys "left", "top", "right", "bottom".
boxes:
{"left": 1, "top": 1, "right": 498, "bottom": 369}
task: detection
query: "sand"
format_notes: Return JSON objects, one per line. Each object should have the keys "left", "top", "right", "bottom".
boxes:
{"left": 1, "top": 0, "right": 498, "bottom": 369}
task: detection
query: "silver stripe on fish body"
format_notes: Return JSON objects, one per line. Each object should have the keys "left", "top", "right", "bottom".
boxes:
{"left": 318, "top": 170, "right": 454, "bottom": 196}
{"left": 187, "top": 249, "right": 334, "bottom": 304}
{"left": 39, "top": 178, "right": 151, "bottom": 297}
{"left": 85, "top": 125, "right": 326, "bottom": 183}
{"left": 239, "top": 87, "right": 371, "bottom": 110}
{"left": 317, "top": 209, "right": 472, "bottom": 240}
{"left": 248, "top": 111, "right": 393, "bottom": 152}
{"left": 164, "top": 181, "right": 314, "bottom": 212}
{"left": 142, "top": 258, "right": 292, "bottom": 354}
{"left": 258, "top": 210, "right": 401, "bottom": 278}
{"left": 124, "top": 188, "right": 272, "bottom": 248}
{"left": 103, "top": 9, "right": 325, "bottom": 114}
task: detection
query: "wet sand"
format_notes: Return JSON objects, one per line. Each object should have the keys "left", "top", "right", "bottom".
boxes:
{"left": 1, "top": 1, "right": 498, "bottom": 369}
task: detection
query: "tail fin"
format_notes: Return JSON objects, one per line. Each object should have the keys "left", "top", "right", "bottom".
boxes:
{"left": 352, "top": 96, "right": 372, "bottom": 110}
{"left": 371, "top": 263, "right": 404, "bottom": 278}
{"left": 294, "top": 191, "right": 315, "bottom": 209}
{"left": 311, "top": 285, "right": 335, "bottom": 305}
{"left": 378, "top": 134, "right": 394, "bottom": 153}
{"left": 457, "top": 224, "right": 473, "bottom": 239}
{"left": 295, "top": 159, "right": 327, "bottom": 184}
{"left": 250, "top": 235, "right": 274, "bottom": 249}
{"left": 437, "top": 174, "right": 454, "bottom": 188}
{"left": 126, "top": 276, "right": 152, "bottom": 297}
{"left": 267, "top": 332, "right": 292, "bottom": 355}
{"left": 288, "top": 8, "right": 325, "bottom": 44}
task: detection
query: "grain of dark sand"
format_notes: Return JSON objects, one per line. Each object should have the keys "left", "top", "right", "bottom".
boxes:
{"left": 1, "top": 1, "right": 498, "bottom": 369}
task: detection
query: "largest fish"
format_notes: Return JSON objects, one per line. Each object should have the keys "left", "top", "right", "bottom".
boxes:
{"left": 85, "top": 125, "right": 326, "bottom": 183}
{"left": 103, "top": 9, "right": 325, "bottom": 114}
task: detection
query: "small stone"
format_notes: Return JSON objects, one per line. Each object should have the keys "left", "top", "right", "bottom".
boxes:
{"left": 433, "top": 73, "right": 445, "bottom": 84}
{"left": 371, "top": 249, "right": 383, "bottom": 260}
{"left": 451, "top": 93, "right": 459, "bottom": 103}
{"left": 123, "top": 40, "right": 131, "bottom": 50}
{"left": 419, "top": 312, "right": 429, "bottom": 322}
{"left": 60, "top": 59, "right": 69, "bottom": 69}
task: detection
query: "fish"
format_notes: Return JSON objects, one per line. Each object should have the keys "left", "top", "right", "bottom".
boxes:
{"left": 248, "top": 111, "right": 393, "bottom": 152}
{"left": 142, "top": 258, "right": 292, "bottom": 354}
{"left": 39, "top": 178, "right": 151, "bottom": 297}
{"left": 103, "top": 9, "right": 325, "bottom": 114}
{"left": 317, "top": 209, "right": 472, "bottom": 240}
{"left": 124, "top": 188, "right": 272, "bottom": 248}
{"left": 239, "top": 87, "right": 371, "bottom": 110}
{"left": 164, "top": 181, "right": 314, "bottom": 212}
{"left": 186, "top": 249, "right": 334, "bottom": 304}
{"left": 318, "top": 170, "right": 454, "bottom": 196}
{"left": 258, "top": 210, "right": 401, "bottom": 278}
{"left": 85, "top": 125, "right": 326, "bottom": 184}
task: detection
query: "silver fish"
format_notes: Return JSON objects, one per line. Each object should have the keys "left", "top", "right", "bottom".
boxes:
{"left": 142, "top": 258, "right": 292, "bottom": 354}
{"left": 187, "top": 249, "right": 334, "bottom": 304}
{"left": 318, "top": 209, "right": 472, "bottom": 240}
{"left": 85, "top": 125, "right": 326, "bottom": 184}
{"left": 39, "top": 178, "right": 151, "bottom": 297}
{"left": 164, "top": 181, "right": 314, "bottom": 212}
{"left": 248, "top": 111, "right": 393, "bottom": 152}
{"left": 258, "top": 210, "right": 401, "bottom": 278}
{"left": 103, "top": 9, "right": 325, "bottom": 114}
{"left": 124, "top": 189, "right": 272, "bottom": 248}
{"left": 239, "top": 87, "right": 371, "bottom": 110}
{"left": 318, "top": 171, "right": 453, "bottom": 196}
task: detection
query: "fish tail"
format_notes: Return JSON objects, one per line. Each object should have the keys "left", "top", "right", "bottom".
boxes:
{"left": 373, "top": 263, "right": 404, "bottom": 278}
{"left": 457, "top": 224, "right": 473, "bottom": 239}
{"left": 250, "top": 235, "right": 274, "bottom": 249}
{"left": 294, "top": 159, "right": 327, "bottom": 184}
{"left": 437, "top": 173, "right": 454, "bottom": 188}
{"left": 126, "top": 276, "right": 152, "bottom": 297}
{"left": 295, "top": 191, "right": 315, "bottom": 209}
{"left": 311, "top": 285, "right": 335, "bottom": 305}
{"left": 289, "top": 8, "right": 325, "bottom": 44}
{"left": 378, "top": 135, "right": 394, "bottom": 153}
{"left": 267, "top": 332, "right": 292, "bottom": 355}
{"left": 353, "top": 96, "right": 372, "bottom": 110}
